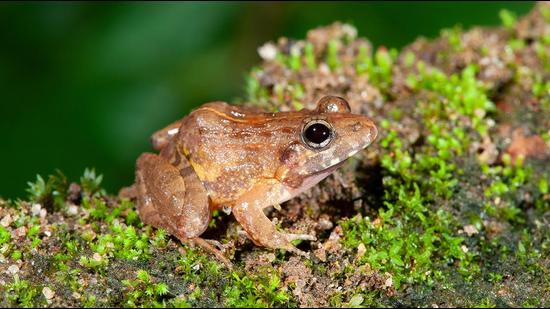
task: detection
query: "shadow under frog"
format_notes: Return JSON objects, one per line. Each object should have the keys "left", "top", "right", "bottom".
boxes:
{"left": 121, "top": 96, "right": 377, "bottom": 267}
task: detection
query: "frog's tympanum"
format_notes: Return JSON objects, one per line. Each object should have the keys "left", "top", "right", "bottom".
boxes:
{"left": 125, "top": 96, "right": 377, "bottom": 265}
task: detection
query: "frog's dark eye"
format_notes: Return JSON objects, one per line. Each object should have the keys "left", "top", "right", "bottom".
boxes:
{"left": 317, "top": 95, "right": 351, "bottom": 113}
{"left": 301, "top": 120, "right": 334, "bottom": 150}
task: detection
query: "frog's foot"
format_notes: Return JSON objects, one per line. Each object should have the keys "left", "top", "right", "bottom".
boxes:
{"left": 269, "top": 232, "right": 314, "bottom": 258}
{"left": 187, "top": 237, "right": 233, "bottom": 269}
{"left": 203, "top": 239, "right": 235, "bottom": 256}
{"left": 232, "top": 201, "right": 315, "bottom": 259}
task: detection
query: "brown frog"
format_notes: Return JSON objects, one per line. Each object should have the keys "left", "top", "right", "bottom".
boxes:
{"left": 124, "top": 96, "right": 377, "bottom": 265}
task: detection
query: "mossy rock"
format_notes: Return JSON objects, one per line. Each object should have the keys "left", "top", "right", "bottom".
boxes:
{"left": 1, "top": 3, "right": 549, "bottom": 308}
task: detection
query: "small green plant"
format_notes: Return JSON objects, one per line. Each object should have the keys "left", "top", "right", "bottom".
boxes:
{"left": 442, "top": 26, "right": 464, "bottom": 51}
{"left": 26, "top": 170, "right": 68, "bottom": 211}
{"left": 4, "top": 275, "right": 40, "bottom": 307}
{"left": 80, "top": 168, "right": 104, "bottom": 196}
{"left": 79, "top": 254, "right": 108, "bottom": 270}
{"left": 326, "top": 39, "right": 341, "bottom": 70}
{"left": 476, "top": 297, "right": 497, "bottom": 308}
{"left": 121, "top": 269, "right": 172, "bottom": 307}
{"left": 356, "top": 45, "right": 396, "bottom": 96}
{"left": 83, "top": 294, "right": 97, "bottom": 308}
{"left": 304, "top": 42, "right": 317, "bottom": 70}
{"left": 499, "top": 9, "right": 517, "bottom": 29}
{"left": 0, "top": 225, "right": 11, "bottom": 245}
{"left": 224, "top": 272, "right": 290, "bottom": 308}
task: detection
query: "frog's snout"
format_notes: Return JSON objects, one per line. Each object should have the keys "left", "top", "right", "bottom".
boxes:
{"left": 349, "top": 117, "right": 377, "bottom": 148}
{"left": 366, "top": 121, "right": 378, "bottom": 145}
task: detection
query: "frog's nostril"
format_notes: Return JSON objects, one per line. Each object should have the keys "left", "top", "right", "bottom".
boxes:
{"left": 352, "top": 122, "right": 362, "bottom": 132}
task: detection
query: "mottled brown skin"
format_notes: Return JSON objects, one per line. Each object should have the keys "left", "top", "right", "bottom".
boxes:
{"left": 131, "top": 96, "right": 377, "bottom": 263}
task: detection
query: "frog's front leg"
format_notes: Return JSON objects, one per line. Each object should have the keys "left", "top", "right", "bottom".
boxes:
{"left": 231, "top": 184, "right": 316, "bottom": 257}
{"left": 135, "top": 152, "right": 232, "bottom": 267}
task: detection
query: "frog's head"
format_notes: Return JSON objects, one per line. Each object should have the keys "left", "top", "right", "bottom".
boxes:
{"left": 278, "top": 96, "right": 378, "bottom": 198}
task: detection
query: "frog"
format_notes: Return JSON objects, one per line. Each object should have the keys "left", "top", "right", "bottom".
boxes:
{"left": 123, "top": 95, "right": 377, "bottom": 266}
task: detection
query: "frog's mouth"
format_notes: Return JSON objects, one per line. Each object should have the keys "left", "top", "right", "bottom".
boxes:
{"left": 296, "top": 160, "right": 346, "bottom": 194}
{"left": 282, "top": 160, "right": 347, "bottom": 203}
{"left": 312, "top": 159, "right": 346, "bottom": 176}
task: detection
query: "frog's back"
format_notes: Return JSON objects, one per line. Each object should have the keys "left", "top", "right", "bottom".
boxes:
{"left": 178, "top": 102, "right": 304, "bottom": 205}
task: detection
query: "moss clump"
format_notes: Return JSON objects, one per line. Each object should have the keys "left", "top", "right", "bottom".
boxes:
{"left": 1, "top": 3, "right": 550, "bottom": 307}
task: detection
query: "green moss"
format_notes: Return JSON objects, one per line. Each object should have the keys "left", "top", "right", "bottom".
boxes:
{"left": 499, "top": 9, "right": 518, "bottom": 29}
{"left": 83, "top": 294, "right": 97, "bottom": 308}
{"left": 539, "top": 178, "right": 549, "bottom": 195}
{"left": 341, "top": 185, "right": 473, "bottom": 289}
{"left": 245, "top": 68, "right": 271, "bottom": 109}
{"left": 343, "top": 67, "right": 493, "bottom": 288}
{"left": 476, "top": 297, "right": 497, "bottom": 308}
{"left": 442, "top": 26, "right": 464, "bottom": 52}
{"left": 120, "top": 269, "right": 173, "bottom": 307}
{"left": 224, "top": 272, "right": 291, "bottom": 308}
{"left": 26, "top": 170, "right": 68, "bottom": 211}
{"left": 0, "top": 225, "right": 10, "bottom": 245}
{"left": 304, "top": 43, "right": 317, "bottom": 71}
{"left": 357, "top": 46, "right": 396, "bottom": 96}
{"left": 80, "top": 168, "right": 104, "bottom": 196}
{"left": 4, "top": 275, "right": 41, "bottom": 307}
{"left": 342, "top": 31, "right": 547, "bottom": 302}
{"left": 355, "top": 44, "right": 371, "bottom": 75}
{"left": 288, "top": 46, "right": 302, "bottom": 72}
{"left": 326, "top": 39, "right": 341, "bottom": 70}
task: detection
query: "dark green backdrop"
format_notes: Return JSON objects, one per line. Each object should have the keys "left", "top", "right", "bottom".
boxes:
{"left": 0, "top": 2, "right": 534, "bottom": 198}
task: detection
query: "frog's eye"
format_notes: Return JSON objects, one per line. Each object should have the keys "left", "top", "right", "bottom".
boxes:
{"left": 301, "top": 120, "right": 334, "bottom": 150}
{"left": 317, "top": 96, "right": 351, "bottom": 113}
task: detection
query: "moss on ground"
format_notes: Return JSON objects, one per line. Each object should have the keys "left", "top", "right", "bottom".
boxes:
{"left": 1, "top": 3, "right": 549, "bottom": 307}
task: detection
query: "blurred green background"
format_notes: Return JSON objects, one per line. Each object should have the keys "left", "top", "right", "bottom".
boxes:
{"left": 0, "top": 2, "right": 534, "bottom": 199}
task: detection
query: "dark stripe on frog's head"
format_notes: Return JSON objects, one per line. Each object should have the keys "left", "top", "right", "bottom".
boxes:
{"left": 172, "top": 149, "right": 182, "bottom": 166}
{"left": 179, "top": 166, "right": 195, "bottom": 179}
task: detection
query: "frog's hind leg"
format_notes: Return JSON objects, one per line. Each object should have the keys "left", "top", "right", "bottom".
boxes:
{"left": 135, "top": 152, "right": 232, "bottom": 267}
{"left": 136, "top": 152, "right": 209, "bottom": 238}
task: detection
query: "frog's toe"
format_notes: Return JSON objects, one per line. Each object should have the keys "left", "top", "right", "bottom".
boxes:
{"left": 286, "top": 233, "right": 317, "bottom": 242}
{"left": 188, "top": 237, "right": 233, "bottom": 269}
{"left": 283, "top": 233, "right": 315, "bottom": 258}
{"left": 286, "top": 246, "right": 311, "bottom": 259}
{"left": 204, "top": 239, "right": 226, "bottom": 251}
